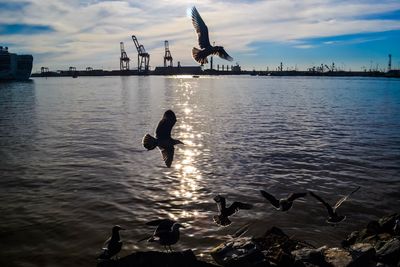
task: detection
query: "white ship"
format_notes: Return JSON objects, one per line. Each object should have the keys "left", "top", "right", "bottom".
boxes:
{"left": 0, "top": 46, "right": 33, "bottom": 81}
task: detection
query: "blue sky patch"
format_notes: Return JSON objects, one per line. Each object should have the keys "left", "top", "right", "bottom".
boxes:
{"left": 0, "top": 24, "right": 54, "bottom": 35}
{"left": 0, "top": 2, "right": 27, "bottom": 11}
{"left": 357, "top": 9, "right": 400, "bottom": 20}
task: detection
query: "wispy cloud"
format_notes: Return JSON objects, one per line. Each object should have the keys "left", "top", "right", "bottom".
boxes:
{"left": 1, "top": 0, "right": 399, "bottom": 69}
{"left": 294, "top": 44, "right": 316, "bottom": 49}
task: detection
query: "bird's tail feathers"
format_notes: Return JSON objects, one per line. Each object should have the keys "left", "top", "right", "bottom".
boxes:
{"left": 192, "top": 47, "right": 208, "bottom": 65}
{"left": 142, "top": 134, "right": 157, "bottom": 150}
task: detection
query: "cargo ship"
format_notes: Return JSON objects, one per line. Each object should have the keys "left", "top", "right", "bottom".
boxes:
{"left": 0, "top": 46, "right": 33, "bottom": 81}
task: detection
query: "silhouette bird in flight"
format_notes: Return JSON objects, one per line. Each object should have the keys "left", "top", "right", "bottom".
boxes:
{"left": 97, "top": 225, "right": 124, "bottom": 260}
{"left": 138, "top": 219, "right": 185, "bottom": 252}
{"left": 309, "top": 186, "right": 360, "bottom": 224}
{"left": 213, "top": 195, "right": 253, "bottom": 226}
{"left": 142, "top": 110, "right": 184, "bottom": 167}
{"left": 191, "top": 6, "right": 233, "bottom": 65}
{"left": 260, "top": 190, "right": 307, "bottom": 211}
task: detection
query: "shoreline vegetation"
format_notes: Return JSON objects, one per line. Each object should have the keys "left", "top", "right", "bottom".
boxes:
{"left": 97, "top": 213, "right": 399, "bottom": 267}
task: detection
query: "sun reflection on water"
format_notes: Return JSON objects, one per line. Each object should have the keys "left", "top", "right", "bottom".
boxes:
{"left": 168, "top": 79, "right": 204, "bottom": 219}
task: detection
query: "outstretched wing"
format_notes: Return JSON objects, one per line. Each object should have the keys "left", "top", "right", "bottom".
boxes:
{"left": 287, "top": 192, "right": 307, "bottom": 202}
{"left": 214, "top": 195, "right": 226, "bottom": 212}
{"left": 260, "top": 190, "right": 280, "bottom": 208}
{"left": 226, "top": 201, "right": 253, "bottom": 216}
{"left": 160, "top": 147, "right": 174, "bottom": 168}
{"left": 156, "top": 110, "right": 177, "bottom": 139}
{"left": 309, "top": 191, "right": 334, "bottom": 217}
{"left": 333, "top": 186, "right": 360, "bottom": 210}
{"left": 191, "top": 6, "right": 211, "bottom": 49}
{"left": 214, "top": 47, "right": 233, "bottom": 61}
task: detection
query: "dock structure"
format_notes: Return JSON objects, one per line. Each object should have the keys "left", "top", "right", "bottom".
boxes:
{"left": 131, "top": 35, "right": 150, "bottom": 73}
{"left": 119, "top": 42, "right": 130, "bottom": 71}
{"left": 164, "top": 41, "right": 173, "bottom": 67}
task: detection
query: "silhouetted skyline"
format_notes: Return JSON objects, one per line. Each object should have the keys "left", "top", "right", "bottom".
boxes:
{"left": 1, "top": 1, "right": 399, "bottom": 71}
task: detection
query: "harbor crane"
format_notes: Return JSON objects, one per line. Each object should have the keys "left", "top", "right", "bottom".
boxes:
{"left": 164, "top": 40, "right": 173, "bottom": 67}
{"left": 120, "top": 42, "right": 130, "bottom": 71}
{"left": 132, "top": 35, "right": 150, "bottom": 73}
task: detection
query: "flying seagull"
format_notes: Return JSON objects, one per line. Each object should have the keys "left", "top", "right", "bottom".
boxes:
{"left": 309, "top": 186, "right": 360, "bottom": 224}
{"left": 213, "top": 195, "right": 253, "bottom": 226}
{"left": 191, "top": 6, "right": 233, "bottom": 65}
{"left": 97, "top": 225, "right": 124, "bottom": 260}
{"left": 138, "top": 219, "right": 185, "bottom": 252}
{"left": 142, "top": 110, "right": 184, "bottom": 167}
{"left": 260, "top": 190, "right": 307, "bottom": 211}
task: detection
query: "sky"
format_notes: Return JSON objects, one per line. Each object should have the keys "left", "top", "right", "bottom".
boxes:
{"left": 1, "top": 0, "right": 400, "bottom": 72}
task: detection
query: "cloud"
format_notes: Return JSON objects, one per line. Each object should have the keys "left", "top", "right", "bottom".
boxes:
{"left": 294, "top": 44, "right": 316, "bottom": 49}
{"left": 1, "top": 0, "right": 400, "bottom": 69}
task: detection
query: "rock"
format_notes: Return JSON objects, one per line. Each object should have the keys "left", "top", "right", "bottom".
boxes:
{"left": 211, "top": 237, "right": 269, "bottom": 267}
{"left": 376, "top": 238, "right": 400, "bottom": 265}
{"left": 275, "top": 251, "right": 294, "bottom": 267}
{"left": 97, "top": 250, "right": 218, "bottom": 267}
{"left": 254, "top": 227, "right": 312, "bottom": 266}
{"left": 348, "top": 243, "right": 375, "bottom": 267}
{"left": 379, "top": 214, "right": 400, "bottom": 234}
{"left": 324, "top": 247, "right": 352, "bottom": 267}
{"left": 291, "top": 247, "right": 329, "bottom": 267}
{"left": 342, "top": 231, "right": 360, "bottom": 247}
{"left": 367, "top": 221, "right": 382, "bottom": 235}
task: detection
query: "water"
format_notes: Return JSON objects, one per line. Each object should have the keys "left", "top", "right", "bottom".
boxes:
{"left": 1, "top": 76, "right": 399, "bottom": 266}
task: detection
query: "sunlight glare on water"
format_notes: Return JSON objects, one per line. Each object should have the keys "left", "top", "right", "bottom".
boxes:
{"left": 0, "top": 75, "right": 399, "bottom": 266}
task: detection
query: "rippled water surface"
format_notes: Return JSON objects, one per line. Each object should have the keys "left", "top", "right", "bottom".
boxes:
{"left": 1, "top": 76, "right": 399, "bottom": 266}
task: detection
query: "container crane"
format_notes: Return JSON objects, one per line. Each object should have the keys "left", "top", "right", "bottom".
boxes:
{"left": 132, "top": 35, "right": 150, "bottom": 73}
{"left": 120, "top": 42, "right": 130, "bottom": 71}
{"left": 164, "top": 40, "right": 173, "bottom": 67}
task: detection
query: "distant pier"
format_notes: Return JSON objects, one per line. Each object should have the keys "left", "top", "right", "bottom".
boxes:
{"left": 31, "top": 67, "right": 400, "bottom": 78}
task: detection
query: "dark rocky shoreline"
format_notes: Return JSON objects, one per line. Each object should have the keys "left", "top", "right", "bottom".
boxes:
{"left": 98, "top": 213, "right": 399, "bottom": 267}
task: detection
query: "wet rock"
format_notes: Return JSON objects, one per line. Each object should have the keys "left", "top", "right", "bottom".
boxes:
{"left": 376, "top": 238, "right": 400, "bottom": 265}
{"left": 342, "top": 231, "right": 360, "bottom": 247}
{"left": 255, "top": 227, "right": 311, "bottom": 267}
{"left": 275, "top": 251, "right": 294, "bottom": 267}
{"left": 211, "top": 237, "right": 269, "bottom": 267}
{"left": 367, "top": 221, "right": 382, "bottom": 235}
{"left": 97, "top": 250, "right": 218, "bottom": 267}
{"left": 291, "top": 247, "right": 329, "bottom": 267}
{"left": 324, "top": 247, "right": 352, "bottom": 267}
{"left": 378, "top": 214, "right": 400, "bottom": 234}
{"left": 348, "top": 243, "right": 375, "bottom": 267}
{"left": 373, "top": 234, "right": 394, "bottom": 250}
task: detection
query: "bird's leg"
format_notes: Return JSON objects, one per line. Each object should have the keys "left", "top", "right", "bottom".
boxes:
{"left": 169, "top": 245, "right": 174, "bottom": 252}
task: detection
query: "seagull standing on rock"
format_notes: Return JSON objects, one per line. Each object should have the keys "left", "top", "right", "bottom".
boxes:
{"left": 142, "top": 110, "right": 184, "bottom": 168}
{"left": 213, "top": 195, "right": 253, "bottom": 226}
{"left": 260, "top": 190, "right": 307, "bottom": 211}
{"left": 139, "top": 219, "right": 185, "bottom": 252}
{"left": 97, "top": 225, "right": 124, "bottom": 260}
{"left": 309, "top": 186, "right": 360, "bottom": 224}
{"left": 191, "top": 6, "right": 233, "bottom": 65}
